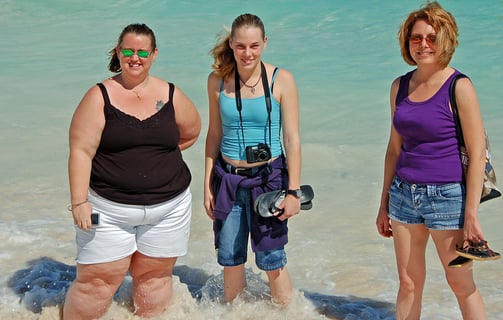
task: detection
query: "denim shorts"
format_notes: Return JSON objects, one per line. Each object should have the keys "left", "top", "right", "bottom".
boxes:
{"left": 217, "top": 187, "right": 287, "bottom": 271}
{"left": 388, "top": 176, "right": 465, "bottom": 230}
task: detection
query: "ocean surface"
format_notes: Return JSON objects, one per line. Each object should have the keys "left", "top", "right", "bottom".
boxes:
{"left": 1, "top": 1, "right": 502, "bottom": 319}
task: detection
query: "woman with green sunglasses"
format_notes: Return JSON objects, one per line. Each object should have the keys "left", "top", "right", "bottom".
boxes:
{"left": 64, "top": 23, "right": 201, "bottom": 319}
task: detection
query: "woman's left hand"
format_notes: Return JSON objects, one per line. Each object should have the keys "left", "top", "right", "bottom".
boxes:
{"left": 274, "top": 195, "right": 301, "bottom": 221}
{"left": 463, "top": 213, "right": 485, "bottom": 243}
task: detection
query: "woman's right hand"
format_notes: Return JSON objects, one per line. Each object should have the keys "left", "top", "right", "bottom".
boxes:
{"left": 204, "top": 190, "right": 216, "bottom": 221}
{"left": 376, "top": 206, "right": 393, "bottom": 238}
{"left": 71, "top": 202, "right": 94, "bottom": 231}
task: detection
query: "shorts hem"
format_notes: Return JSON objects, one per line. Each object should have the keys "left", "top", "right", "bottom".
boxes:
{"left": 138, "top": 249, "right": 188, "bottom": 259}
{"left": 388, "top": 214, "right": 422, "bottom": 225}
{"left": 256, "top": 259, "right": 287, "bottom": 271}
{"left": 218, "top": 257, "right": 247, "bottom": 267}
{"left": 76, "top": 250, "right": 135, "bottom": 265}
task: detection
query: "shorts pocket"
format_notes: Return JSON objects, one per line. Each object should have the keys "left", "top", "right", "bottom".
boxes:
{"left": 436, "top": 183, "right": 464, "bottom": 200}
{"left": 388, "top": 178, "right": 404, "bottom": 210}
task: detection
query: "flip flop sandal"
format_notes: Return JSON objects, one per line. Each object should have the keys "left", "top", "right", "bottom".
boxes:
{"left": 448, "top": 256, "right": 472, "bottom": 268}
{"left": 254, "top": 185, "right": 314, "bottom": 218}
{"left": 455, "top": 240, "right": 501, "bottom": 261}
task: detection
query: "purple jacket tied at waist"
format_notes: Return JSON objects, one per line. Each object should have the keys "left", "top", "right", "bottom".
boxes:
{"left": 212, "top": 156, "right": 288, "bottom": 252}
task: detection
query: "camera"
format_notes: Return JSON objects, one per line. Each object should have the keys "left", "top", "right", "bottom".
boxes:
{"left": 245, "top": 143, "right": 271, "bottom": 163}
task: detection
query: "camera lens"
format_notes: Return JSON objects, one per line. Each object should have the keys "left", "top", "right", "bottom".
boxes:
{"left": 257, "top": 151, "right": 268, "bottom": 161}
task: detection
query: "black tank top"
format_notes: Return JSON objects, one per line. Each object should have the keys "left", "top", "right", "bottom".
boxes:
{"left": 90, "top": 82, "right": 191, "bottom": 205}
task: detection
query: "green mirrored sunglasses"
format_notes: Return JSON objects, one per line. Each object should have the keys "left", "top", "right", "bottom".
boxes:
{"left": 120, "top": 49, "right": 150, "bottom": 58}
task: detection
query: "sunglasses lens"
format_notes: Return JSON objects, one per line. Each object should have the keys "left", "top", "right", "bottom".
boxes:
{"left": 137, "top": 50, "right": 149, "bottom": 58}
{"left": 409, "top": 36, "right": 421, "bottom": 44}
{"left": 121, "top": 49, "right": 134, "bottom": 57}
{"left": 409, "top": 35, "right": 436, "bottom": 45}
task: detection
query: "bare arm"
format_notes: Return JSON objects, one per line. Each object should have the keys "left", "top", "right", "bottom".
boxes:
{"left": 172, "top": 86, "right": 201, "bottom": 151}
{"left": 203, "top": 72, "right": 223, "bottom": 220}
{"left": 454, "top": 77, "right": 486, "bottom": 242}
{"left": 376, "top": 77, "right": 402, "bottom": 238}
{"left": 68, "top": 85, "right": 105, "bottom": 231}
{"left": 274, "top": 68, "right": 302, "bottom": 221}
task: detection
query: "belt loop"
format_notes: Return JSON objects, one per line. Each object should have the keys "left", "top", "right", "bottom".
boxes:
{"left": 427, "top": 185, "right": 436, "bottom": 197}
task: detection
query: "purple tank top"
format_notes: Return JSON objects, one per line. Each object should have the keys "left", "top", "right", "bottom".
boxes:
{"left": 393, "top": 70, "right": 463, "bottom": 184}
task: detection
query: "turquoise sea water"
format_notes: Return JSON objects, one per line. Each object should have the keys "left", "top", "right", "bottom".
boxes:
{"left": 1, "top": 1, "right": 502, "bottom": 319}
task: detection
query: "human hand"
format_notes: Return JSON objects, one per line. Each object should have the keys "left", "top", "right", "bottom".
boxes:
{"left": 70, "top": 202, "right": 94, "bottom": 231}
{"left": 462, "top": 214, "right": 485, "bottom": 243}
{"left": 203, "top": 192, "right": 216, "bottom": 221}
{"left": 376, "top": 207, "right": 392, "bottom": 238}
{"left": 274, "top": 195, "right": 300, "bottom": 221}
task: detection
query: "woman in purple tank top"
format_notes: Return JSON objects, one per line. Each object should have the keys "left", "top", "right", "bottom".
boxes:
{"left": 376, "top": 2, "right": 496, "bottom": 319}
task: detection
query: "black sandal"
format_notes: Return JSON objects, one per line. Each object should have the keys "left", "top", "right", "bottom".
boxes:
{"left": 455, "top": 240, "right": 501, "bottom": 261}
{"left": 448, "top": 255, "right": 472, "bottom": 268}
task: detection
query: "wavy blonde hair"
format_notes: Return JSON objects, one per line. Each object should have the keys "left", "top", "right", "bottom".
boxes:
{"left": 398, "top": 1, "right": 458, "bottom": 67}
{"left": 210, "top": 13, "right": 265, "bottom": 80}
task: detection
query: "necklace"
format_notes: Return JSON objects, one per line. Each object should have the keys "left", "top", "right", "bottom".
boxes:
{"left": 131, "top": 78, "right": 149, "bottom": 100}
{"left": 239, "top": 72, "right": 261, "bottom": 94}
{"left": 121, "top": 75, "right": 149, "bottom": 100}
{"left": 132, "top": 90, "right": 142, "bottom": 100}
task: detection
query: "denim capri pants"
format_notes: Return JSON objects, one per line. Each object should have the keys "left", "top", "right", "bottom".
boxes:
{"left": 388, "top": 175, "right": 465, "bottom": 230}
{"left": 216, "top": 187, "right": 287, "bottom": 271}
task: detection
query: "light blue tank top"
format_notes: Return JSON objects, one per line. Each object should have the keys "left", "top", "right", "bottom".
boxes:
{"left": 219, "top": 69, "right": 282, "bottom": 160}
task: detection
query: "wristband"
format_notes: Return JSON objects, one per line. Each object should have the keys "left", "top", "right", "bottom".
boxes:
{"left": 67, "top": 199, "right": 88, "bottom": 212}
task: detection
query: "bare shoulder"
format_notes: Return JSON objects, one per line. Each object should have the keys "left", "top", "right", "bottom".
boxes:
{"left": 208, "top": 71, "right": 221, "bottom": 85}
{"left": 454, "top": 75, "right": 474, "bottom": 91}
{"left": 146, "top": 75, "right": 172, "bottom": 91}
{"left": 267, "top": 64, "right": 296, "bottom": 94}
{"left": 263, "top": 62, "right": 294, "bottom": 82}
{"left": 78, "top": 82, "right": 106, "bottom": 110}
{"left": 275, "top": 69, "right": 296, "bottom": 86}
{"left": 207, "top": 71, "right": 224, "bottom": 93}
{"left": 391, "top": 76, "right": 402, "bottom": 89}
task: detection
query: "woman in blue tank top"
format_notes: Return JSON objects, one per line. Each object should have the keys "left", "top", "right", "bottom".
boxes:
{"left": 204, "top": 13, "right": 302, "bottom": 305}
{"left": 376, "top": 2, "right": 497, "bottom": 319}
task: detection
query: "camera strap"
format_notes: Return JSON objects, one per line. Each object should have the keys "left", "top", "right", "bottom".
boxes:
{"left": 234, "top": 61, "right": 273, "bottom": 149}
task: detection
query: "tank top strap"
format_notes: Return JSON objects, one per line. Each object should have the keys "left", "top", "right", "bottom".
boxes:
{"left": 96, "top": 83, "right": 111, "bottom": 106}
{"left": 168, "top": 82, "right": 174, "bottom": 102}
{"left": 395, "top": 71, "right": 414, "bottom": 106}
{"left": 271, "top": 67, "right": 279, "bottom": 93}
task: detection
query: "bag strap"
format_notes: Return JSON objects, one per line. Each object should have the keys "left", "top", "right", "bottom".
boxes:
{"left": 449, "top": 74, "right": 469, "bottom": 148}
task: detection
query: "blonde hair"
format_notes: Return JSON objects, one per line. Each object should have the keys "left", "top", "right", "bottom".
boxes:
{"left": 210, "top": 13, "right": 265, "bottom": 80}
{"left": 398, "top": 1, "right": 458, "bottom": 67}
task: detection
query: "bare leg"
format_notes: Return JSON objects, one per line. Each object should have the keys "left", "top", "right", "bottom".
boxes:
{"left": 430, "top": 230, "right": 487, "bottom": 320}
{"left": 391, "top": 221, "right": 429, "bottom": 320}
{"left": 266, "top": 266, "right": 293, "bottom": 305}
{"left": 129, "top": 252, "right": 177, "bottom": 318}
{"left": 63, "top": 257, "right": 131, "bottom": 320}
{"left": 223, "top": 264, "right": 246, "bottom": 302}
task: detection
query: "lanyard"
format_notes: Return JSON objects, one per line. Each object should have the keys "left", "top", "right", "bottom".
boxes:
{"left": 234, "top": 61, "right": 272, "bottom": 148}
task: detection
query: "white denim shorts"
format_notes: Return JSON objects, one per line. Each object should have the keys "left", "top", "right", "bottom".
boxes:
{"left": 75, "top": 188, "right": 192, "bottom": 264}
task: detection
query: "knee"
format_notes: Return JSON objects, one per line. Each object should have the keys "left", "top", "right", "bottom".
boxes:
{"left": 398, "top": 273, "right": 424, "bottom": 294}
{"left": 78, "top": 276, "right": 124, "bottom": 300}
{"left": 132, "top": 275, "right": 172, "bottom": 317}
{"left": 446, "top": 273, "right": 477, "bottom": 298}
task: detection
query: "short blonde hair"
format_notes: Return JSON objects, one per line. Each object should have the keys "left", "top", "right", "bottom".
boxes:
{"left": 398, "top": 1, "right": 458, "bottom": 67}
